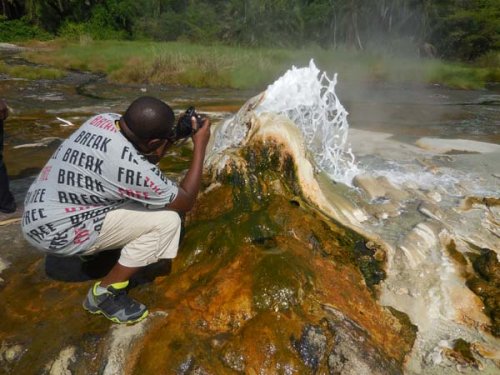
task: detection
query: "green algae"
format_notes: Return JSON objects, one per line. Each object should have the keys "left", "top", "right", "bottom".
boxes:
{"left": 472, "top": 249, "right": 500, "bottom": 285}
{"left": 353, "top": 241, "right": 386, "bottom": 289}
{"left": 465, "top": 248, "right": 500, "bottom": 337}
{"left": 452, "top": 339, "right": 476, "bottom": 366}
{"left": 386, "top": 306, "right": 418, "bottom": 351}
{"left": 218, "top": 161, "right": 247, "bottom": 188}
{"left": 253, "top": 251, "right": 314, "bottom": 312}
{"left": 243, "top": 145, "right": 281, "bottom": 175}
{"left": 445, "top": 239, "right": 468, "bottom": 266}
{"left": 215, "top": 141, "right": 389, "bottom": 293}
{"left": 181, "top": 202, "right": 281, "bottom": 264}
{"left": 241, "top": 142, "right": 302, "bottom": 197}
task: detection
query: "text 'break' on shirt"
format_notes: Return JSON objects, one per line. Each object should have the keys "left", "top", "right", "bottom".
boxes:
{"left": 21, "top": 113, "right": 178, "bottom": 256}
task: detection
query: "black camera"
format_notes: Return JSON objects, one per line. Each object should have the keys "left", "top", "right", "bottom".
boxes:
{"left": 175, "top": 106, "right": 204, "bottom": 140}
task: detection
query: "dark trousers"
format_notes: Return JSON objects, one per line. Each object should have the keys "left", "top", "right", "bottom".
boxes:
{"left": 0, "top": 119, "right": 15, "bottom": 208}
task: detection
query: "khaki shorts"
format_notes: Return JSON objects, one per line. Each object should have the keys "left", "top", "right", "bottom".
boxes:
{"left": 85, "top": 203, "right": 181, "bottom": 268}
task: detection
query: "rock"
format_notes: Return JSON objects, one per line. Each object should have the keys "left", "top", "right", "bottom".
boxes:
{"left": 324, "top": 306, "right": 404, "bottom": 375}
{"left": 353, "top": 175, "right": 388, "bottom": 200}
{"left": 426, "top": 191, "right": 442, "bottom": 203}
{"left": 442, "top": 339, "right": 481, "bottom": 369}
{"left": 0, "top": 43, "right": 25, "bottom": 51}
{"left": 13, "top": 137, "right": 62, "bottom": 149}
{"left": 45, "top": 346, "right": 76, "bottom": 375}
{"left": 418, "top": 201, "right": 443, "bottom": 221}
{"left": 292, "top": 325, "right": 327, "bottom": 371}
{"left": 0, "top": 257, "right": 9, "bottom": 275}
{"left": 221, "top": 349, "right": 246, "bottom": 372}
{"left": 471, "top": 342, "right": 500, "bottom": 367}
{"left": 102, "top": 312, "right": 165, "bottom": 375}
{"left": 131, "top": 188, "right": 414, "bottom": 373}
{"left": 1, "top": 342, "right": 24, "bottom": 363}
{"left": 395, "top": 288, "right": 409, "bottom": 296}
{"left": 374, "top": 248, "right": 386, "bottom": 262}
{"left": 353, "top": 175, "right": 409, "bottom": 202}
{"left": 0, "top": 217, "right": 21, "bottom": 227}
{"left": 365, "top": 241, "right": 377, "bottom": 250}
{"left": 397, "top": 221, "right": 442, "bottom": 269}
{"left": 459, "top": 196, "right": 500, "bottom": 211}
{"left": 416, "top": 137, "right": 500, "bottom": 154}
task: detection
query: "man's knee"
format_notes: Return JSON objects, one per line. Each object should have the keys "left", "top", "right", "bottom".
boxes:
{"left": 154, "top": 210, "right": 181, "bottom": 233}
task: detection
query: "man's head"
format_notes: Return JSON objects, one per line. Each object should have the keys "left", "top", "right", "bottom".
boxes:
{"left": 122, "top": 96, "right": 175, "bottom": 141}
{"left": 120, "top": 96, "right": 175, "bottom": 163}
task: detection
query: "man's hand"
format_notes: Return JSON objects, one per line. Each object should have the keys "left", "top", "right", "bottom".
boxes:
{"left": 0, "top": 99, "right": 8, "bottom": 121}
{"left": 191, "top": 116, "right": 211, "bottom": 150}
{"left": 166, "top": 115, "right": 211, "bottom": 213}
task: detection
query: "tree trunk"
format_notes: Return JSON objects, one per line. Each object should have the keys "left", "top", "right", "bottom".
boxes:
{"left": 352, "top": 8, "right": 363, "bottom": 50}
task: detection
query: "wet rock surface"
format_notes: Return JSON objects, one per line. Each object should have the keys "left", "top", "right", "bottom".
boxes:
{"left": 0, "top": 142, "right": 415, "bottom": 374}
{"left": 346, "top": 128, "right": 500, "bottom": 374}
{"left": 415, "top": 137, "right": 500, "bottom": 154}
{"left": 2, "top": 119, "right": 499, "bottom": 374}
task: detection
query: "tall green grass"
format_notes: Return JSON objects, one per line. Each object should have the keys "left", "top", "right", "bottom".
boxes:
{"left": 22, "top": 40, "right": 499, "bottom": 90}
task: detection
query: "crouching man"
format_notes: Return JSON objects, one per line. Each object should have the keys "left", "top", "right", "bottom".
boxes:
{"left": 21, "top": 96, "right": 210, "bottom": 324}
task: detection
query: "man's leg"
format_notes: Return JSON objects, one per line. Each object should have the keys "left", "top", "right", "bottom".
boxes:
{"left": 0, "top": 119, "right": 16, "bottom": 213}
{"left": 82, "top": 204, "right": 181, "bottom": 323}
{"left": 100, "top": 264, "right": 141, "bottom": 287}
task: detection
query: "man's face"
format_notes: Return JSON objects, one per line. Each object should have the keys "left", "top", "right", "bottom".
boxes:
{"left": 143, "top": 139, "right": 171, "bottom": 164}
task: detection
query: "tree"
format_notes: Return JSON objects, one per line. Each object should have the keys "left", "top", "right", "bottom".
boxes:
{"left": 1, "top": 0, "right": 498, "bottom": 61}
{"left": 429, "top": 0, "right": 500, "bottom": 60}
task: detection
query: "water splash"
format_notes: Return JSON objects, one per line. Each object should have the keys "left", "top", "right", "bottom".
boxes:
{"left": 213, "top": 60, "right": 359, "bottom": 186}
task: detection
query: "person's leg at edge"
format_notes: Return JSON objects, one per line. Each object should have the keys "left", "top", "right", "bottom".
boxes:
{"left": 0, "top": 119, "right": 16, "bottom": 213}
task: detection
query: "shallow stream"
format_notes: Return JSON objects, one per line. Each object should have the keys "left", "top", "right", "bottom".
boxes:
{"left": 2, "top": 50, "right": 499, "bottom": 177}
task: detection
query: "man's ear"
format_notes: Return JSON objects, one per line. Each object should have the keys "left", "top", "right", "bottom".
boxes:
{"left": 146, "top": 138, "right": 164, "bottom": 151}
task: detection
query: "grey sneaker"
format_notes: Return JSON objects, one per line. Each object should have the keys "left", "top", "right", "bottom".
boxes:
{"left": 83, "top": 282, "right": 149, "bottom": 324}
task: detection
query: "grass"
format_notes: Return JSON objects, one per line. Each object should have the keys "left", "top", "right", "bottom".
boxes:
{"left": 0, "top": 61, "right": 65, "bottom": 80}
{"left": 426, "top": 62, "right": 500, "bottom": 90}
{"left": 20, "top": 39, "right": 499, "bottom": 90}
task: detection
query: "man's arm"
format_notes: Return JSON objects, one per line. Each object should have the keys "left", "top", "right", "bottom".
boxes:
{"left": 166, "top": 116, "right": 211, "bottom": 213}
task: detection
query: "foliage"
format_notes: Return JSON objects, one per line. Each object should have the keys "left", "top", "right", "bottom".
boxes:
{"left": 2, "top": 0, "right": 499, "bottom": 61}
{"left": 0, "top": 16, "right": 51, "bottom": 42}
{"left": 430, "top": 0, "right": 500, "bottom": 61}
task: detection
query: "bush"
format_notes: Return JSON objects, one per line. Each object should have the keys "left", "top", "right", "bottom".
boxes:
{"left": 431, "top": 1, "right": 500, "bottom": 61}
{"left": 474, "top": 51, "right": 500, "bottom": 68}
{"left": 58, "top": 22, "right": 87, "bottom": 41}
{"left": 0, "top": 16, "right": 52, "bottom": 42}
{"left": 86, "top": 5, "right": 129, "bottom": 40}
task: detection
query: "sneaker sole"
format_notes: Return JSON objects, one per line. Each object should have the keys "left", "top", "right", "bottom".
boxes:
{"left": 83, "top": 303, "right": 149, "bottom": 324}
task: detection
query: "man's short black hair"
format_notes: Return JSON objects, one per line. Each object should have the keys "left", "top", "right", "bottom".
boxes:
{"left": 123, "top": 96, "right": 175, "bottom": 140}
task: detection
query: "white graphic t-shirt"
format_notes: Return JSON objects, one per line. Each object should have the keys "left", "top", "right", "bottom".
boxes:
{"left": 22, "top": 113, "right": 178, "bottom": 255}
